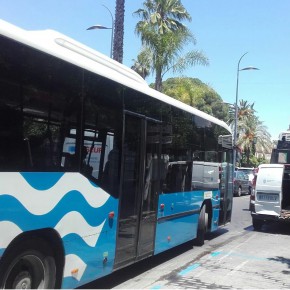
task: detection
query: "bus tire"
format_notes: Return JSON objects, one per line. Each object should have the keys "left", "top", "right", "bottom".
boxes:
{"left": 194, "top": 205, "right": 208, "bottom": 246}
{"left": 0, "top": 238, "right": 56, "bottom": 289}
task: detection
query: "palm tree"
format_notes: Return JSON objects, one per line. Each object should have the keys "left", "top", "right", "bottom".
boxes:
{"left": 253, "top": 120, "right": 272, "bottom": 158}
{"left": 134, "top": 0, "right": 208, "bottom": 91}
{"left": 238, "top": 116, "right": 272, "bottom": 166}
{"left": 131, "top": 47, "right": 152, "bottom": 79}
{"left": 228, "top": 99, "right": 255, "bottom": 126}
{"left": 113, "top": 0, "right": 125, "bottom": 63}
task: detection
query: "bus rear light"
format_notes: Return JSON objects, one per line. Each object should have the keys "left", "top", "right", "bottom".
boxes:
{"left": 108, "top": 211, "right": 115, "bottom": 219}
{"left": 160, "top": 204, "right": 165, "bottom": 210}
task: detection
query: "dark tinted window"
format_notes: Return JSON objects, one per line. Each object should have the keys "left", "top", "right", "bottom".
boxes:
{"left": 161, "top": 107, "right": 192, "bottom": 193}
{"left": 82, "top": 71, "right": 123, "bottom": 197}
{"left": 0, "top": 35, "right": 82, "bottom": 171}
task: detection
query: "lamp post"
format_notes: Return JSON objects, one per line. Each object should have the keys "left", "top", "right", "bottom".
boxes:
{"left": 87, "top": 5, "right": 114, "bottom": 58}
{"left": 233, "top": 52, "right": 259, "bottom": 169}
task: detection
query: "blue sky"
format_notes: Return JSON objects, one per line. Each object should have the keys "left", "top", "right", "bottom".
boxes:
{"left": 1, "top": 0, "right": 289, "bottom": 140}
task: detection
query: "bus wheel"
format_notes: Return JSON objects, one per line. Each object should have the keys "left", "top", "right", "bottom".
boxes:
{"left": 194, "top": 205, "right": 208, "bottom": 246}
{"left": 0, "top": 238, "right": 56, "bottom": 289}
{"left": 252, "top": 218, "right": 263, "bottom": 231}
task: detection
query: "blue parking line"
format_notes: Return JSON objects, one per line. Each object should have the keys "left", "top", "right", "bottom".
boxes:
{"left": 150, "top": 285, "right": 162, "bottom": 289}
{"left": 210, "top": 251, "right": 268, "bottom": 261}
{"left": 178, "top": 263, "right": 200, "bottom": 276}
{"left": 211, "top": 251, "right": 222, "bottom": 257}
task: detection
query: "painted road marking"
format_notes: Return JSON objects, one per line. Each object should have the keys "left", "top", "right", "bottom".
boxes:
{"left": 150, "top": 285, "right": 162, "bottom": 289}
{"left": 178, "top": 263, "right": 200, "bottom": 276}
{"left": 210, "top": 251, "right": 268, "bottom": 261}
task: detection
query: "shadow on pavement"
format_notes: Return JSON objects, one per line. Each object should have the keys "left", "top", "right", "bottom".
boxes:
{"left": 261, "top": 222, "right": 290, "bottom": 235}
{"left": 268, "top": 256, "right": 290, "bottom": 274}
{"left": 244, "top": 220, "right": 290, "bottom": 236}
{"left": 207, "top": 227, "right": 228, "bottom": 241}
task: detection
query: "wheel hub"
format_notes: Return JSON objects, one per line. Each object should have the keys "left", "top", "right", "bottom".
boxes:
{"left": 12, "top": 271, "right": 32, "bottom": 289}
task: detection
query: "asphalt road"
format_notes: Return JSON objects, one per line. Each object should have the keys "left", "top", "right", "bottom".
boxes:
{"left": 81, "top": 195, "right": 290, "bottom": 289}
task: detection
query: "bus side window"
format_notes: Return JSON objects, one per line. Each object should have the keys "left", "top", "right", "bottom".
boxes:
{"left": 81, "top": 145, "right": 93, "bottom": 176}
{"left": 61, "top": 131, "right": 78, "bottom": 171}
{"left": 0, "top": 103, "right": 24, "bottom": 171}
{"left": 63, "top": 153, "right": 78, "bottom": 171}
{"left": 102, "top": 146, "right": 119, "bottom": 197}
{"left": 26, "top": 131, "right": 53, "bottom": 170}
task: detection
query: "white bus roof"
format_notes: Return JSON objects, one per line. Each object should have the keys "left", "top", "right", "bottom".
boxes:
{"left": 0, "top": 19, "right": 231, "bottom": 133}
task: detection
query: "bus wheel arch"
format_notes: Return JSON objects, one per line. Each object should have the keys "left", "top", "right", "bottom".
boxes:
{"left": 204, "top": 200, "right": 212, "bottom": 230}
{"left": 0, "top": 228, "right": 64, "bottom": 289}
{"left": 194, "top": 201, "right": 210, "bottom": 246}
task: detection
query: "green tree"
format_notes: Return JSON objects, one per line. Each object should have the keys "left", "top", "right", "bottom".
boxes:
{"left": 238, "top": 115, "right": 272, "bottom": 167}
{"left": 131, "top": 47, "right": 152, "bottom": 79}
{"left": 113, "top": 0, "right": 125, "bottom": 63}
{"left": 229, "top": 101, "right": 272, "bottom": 167}
{"left": 134, "top": 0, "right": 208, "bottom": 91}
{"left": 228, "top": 99, "right": 255, "bottom": 126}
{"left": 162, "top": 77, "right": 229, "bottom": 122}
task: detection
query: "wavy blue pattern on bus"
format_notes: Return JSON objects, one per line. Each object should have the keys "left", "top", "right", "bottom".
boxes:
{"left": 0, "top": 172, "right": 118, "bottom": 289}
{"left": 61, "top": 226, "right": 116, "bottom": 288}
{"left": 0, "top": 193, "right": 114, "bottom": 229}
{"left": 20, "top": 172, "right": 66, "bottom": 190}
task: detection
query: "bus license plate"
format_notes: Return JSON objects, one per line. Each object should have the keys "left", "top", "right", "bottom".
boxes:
{"left": 258, "top": 194, "right": 278, "bottom": 202}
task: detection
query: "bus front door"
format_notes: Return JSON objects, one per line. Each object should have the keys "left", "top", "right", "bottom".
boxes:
{"left": 114, "top": 113, "right": 160, "bottom": 269}
{"left": 219, "top": 162, "right": 233, "bottom": 225}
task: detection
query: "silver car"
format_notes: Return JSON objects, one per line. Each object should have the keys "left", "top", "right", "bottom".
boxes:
{"left": 233, "top": 171, "right": 250, "bottom": 197}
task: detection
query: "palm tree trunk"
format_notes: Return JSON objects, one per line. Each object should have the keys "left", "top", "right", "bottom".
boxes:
{"left": 113, "top": 0, "right": 125, "bottom": 63}
{"left": 246, "top": 147, "right": 250, "bottom": 167}
{"left": 155, "top": 67, "right": 162, "bottom": 91}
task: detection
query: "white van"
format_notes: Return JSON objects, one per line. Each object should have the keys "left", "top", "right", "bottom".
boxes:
{"left": 250, "top": 163, "right": 290, "bottom": 230}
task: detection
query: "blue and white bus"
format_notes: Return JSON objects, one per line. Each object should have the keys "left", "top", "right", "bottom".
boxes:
{"left": 0, "top": 19, "right": 233, "bottom": 289}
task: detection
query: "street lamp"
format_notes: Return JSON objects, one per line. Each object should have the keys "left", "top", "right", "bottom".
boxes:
{"left": 87, "top": 5, "right": 114, "bottom": 58}
{"left": 233, "top": 52, "right": 259, "bottom": 169}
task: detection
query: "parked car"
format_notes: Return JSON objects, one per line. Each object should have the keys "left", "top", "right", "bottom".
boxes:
{"left": 236, "top": 167, "right": 255, "bottom": 194}
{"left": 233, "top": 171, "right": 250, "bottom": 196}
